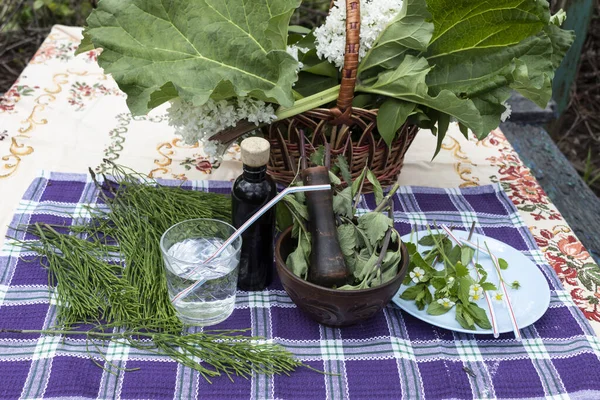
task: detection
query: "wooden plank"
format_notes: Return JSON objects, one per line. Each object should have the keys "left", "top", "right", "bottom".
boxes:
{"left": 552, "top": 0, "right": 595, "bottom": 114}
{"left": 500, "top": 121, "right": 600, "bottom": 265}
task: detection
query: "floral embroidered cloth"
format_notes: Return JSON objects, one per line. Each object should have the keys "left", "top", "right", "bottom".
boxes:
{"left": 1, "top": 172, "right": 600, "bottom": 399}
{"left": 0, "top": 24, "right": 599, "bottom": 334}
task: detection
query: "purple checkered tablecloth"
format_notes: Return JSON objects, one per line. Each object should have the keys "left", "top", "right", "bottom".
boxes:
{"left": 1, "top": 172, "right": 600, "bottom": 399}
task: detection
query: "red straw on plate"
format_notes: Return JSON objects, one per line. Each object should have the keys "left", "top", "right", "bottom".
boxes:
{"left": 461, "top": 239, "right": 522, "bottom": 340}
{"left": 440, "top": 225, "right": 500, "bottom": 338}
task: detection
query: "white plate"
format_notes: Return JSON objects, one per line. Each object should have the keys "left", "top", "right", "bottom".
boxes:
{"left": 392, "top": 230, "right": 551, "bottom": 335}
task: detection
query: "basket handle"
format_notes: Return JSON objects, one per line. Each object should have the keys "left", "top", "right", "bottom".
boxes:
{"left": 330, "top": 0, "right": 360, "bottom": 126}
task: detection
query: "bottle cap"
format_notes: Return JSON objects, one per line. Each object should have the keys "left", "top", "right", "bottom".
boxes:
{"left": 240, "top": 137, "right": 270, "bottom": 167}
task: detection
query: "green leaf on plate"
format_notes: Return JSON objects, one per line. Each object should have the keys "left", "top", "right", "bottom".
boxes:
{"left": 498, "top": 258, "right": 509, "bottom": 270}
{"left": 447, "top": 245, "right": 462, "bottom": 266}
{"left": 461, "top": 246, "right": 475, "bottom": 267}
{"left": 455, "top": 262, "right": 469, "bottom": 278}
{"left": 400, "top": 283, "right": 426, "bottom": 300}
{"left": 418, "top": 234, "right": 446, "bottom": 246}
{"left": 455, "top": 303, "right": 476, "bottom": 330}
{"left": 427, "top": 301, "right": 452, "bottom": 316}
{"left": 457, "top": 276, "right": 472, "bottom": 306}
{"left": 481, "top": 282, "right": 498, "bottom": 292}
{"left": 466, "top": 303, "right": 492, "bottom": 329}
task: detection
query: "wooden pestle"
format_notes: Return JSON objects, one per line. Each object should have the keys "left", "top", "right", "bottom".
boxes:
{"left": 302, "top": 166, "right": 351, "bottom": 287}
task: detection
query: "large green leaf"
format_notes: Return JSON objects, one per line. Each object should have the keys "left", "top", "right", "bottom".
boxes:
{"left": 376, "top": 99, "right": 415, "bottom": 147}
{"left": 359, "top": 55, "right": 483, "bottom": 134}
{"left": 78, "top": 0, "right": 301, "bottom": 115}
{"left": 358, "top": 0, "right": 573, "bottom": 141}
{"left": 423, "top": 0, "right": 573, "bottom": 136}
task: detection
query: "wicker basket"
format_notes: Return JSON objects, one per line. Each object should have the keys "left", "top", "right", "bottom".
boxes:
{"left": 266, "top": 0, "right": 419, "bottom": 187}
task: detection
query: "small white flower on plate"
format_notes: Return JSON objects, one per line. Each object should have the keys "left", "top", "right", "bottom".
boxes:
{"left": 469, "top": 284, "right": 482, "bottom": 295}
{"left": 469, "top": 284, "right": 483, "bottom": 302}
{"left": 409, "top": 267, "right": 426, "bottom": 283}
{"left": 437, "top": 298, "right": 455, "bottom": 309}
{"left": 493, "top": 291, "right": 504, "bottom": 303}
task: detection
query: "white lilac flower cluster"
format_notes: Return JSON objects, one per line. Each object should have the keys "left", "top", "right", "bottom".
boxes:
{"left": 167, "top": 97, "right": 277, "bottom": 159}
{"left": 314, "top": 0, "right": 403, "bottom": 69}
{"left": 287, "top": 45, "right": 309, "bottom": 70}
{"left": 500, "top": 102, "right": 512, "bottom": 122}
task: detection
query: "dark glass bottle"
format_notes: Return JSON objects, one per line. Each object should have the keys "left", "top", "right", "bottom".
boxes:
{"left": 232, "top": 138, "right": 276, "bottom": 291}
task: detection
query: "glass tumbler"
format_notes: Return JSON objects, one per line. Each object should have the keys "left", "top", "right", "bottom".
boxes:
{"left": 160, "top": 218, "right": 242, "bottom": 326}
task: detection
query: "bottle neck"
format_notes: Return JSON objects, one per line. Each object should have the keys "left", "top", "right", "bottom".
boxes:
{"left": 242, "top": 164, "right": 267, "bottom": 183}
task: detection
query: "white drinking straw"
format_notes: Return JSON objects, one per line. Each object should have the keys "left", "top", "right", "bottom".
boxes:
{"left": 460, "top": 239, "right": 522, "bottom": 340}
{"left": 170, "top": 184, "right": 332, "bottom": 304}
{"left": 440, "top": 225, "right": 500, "bottom": 338}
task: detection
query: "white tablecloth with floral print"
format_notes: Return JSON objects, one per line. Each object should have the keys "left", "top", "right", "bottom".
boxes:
{"left": 2, "top": 25, "right": 599, "bottom": 334}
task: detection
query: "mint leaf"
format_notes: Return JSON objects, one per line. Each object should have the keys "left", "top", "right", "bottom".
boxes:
{"left": 335, "top": 156, "right": 353, "bottom": 187}
{"left": 357, "top": 212, "right": 393, "bottom": 247}
{"left": 416, "top": 286, "right": 432, "bottom": 310}
{"left": 80, "top": 0, "right": 301, "bottom": 114}
{"left": 405, "top": 243, "right": 437, "bottom": 275}
{"left": 332, "top": 187, "right": 353, "bottom": 218}
{"left": 354, "top": 249, "right": 378, "bottom": 281}
{"left": 366, "top": 170, "right": 384, "bottom": 205}
{"left": 328, "top": 171, "right": 342, "bottom": 186}
{"left": 283, "top": 196, "right": 308, "bottom": 220}
{"left": 310, "top": 146, "right": 325, "bottom": 166}
{"left": 286, "top": 233, "right": 311, "bottom": 279}
{"left": 351, "top": 167, "right": 367, "bottom": 198}
{"left": 336, "top": 224, "right": 356, "bottom": 257}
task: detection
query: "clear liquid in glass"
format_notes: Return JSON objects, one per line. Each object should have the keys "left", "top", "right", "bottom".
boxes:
{"left": 164, "top": 237, "right": 239, "bottom": 325}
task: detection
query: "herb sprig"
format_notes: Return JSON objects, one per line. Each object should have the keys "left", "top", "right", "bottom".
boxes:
{"left": 401, "top": 229, "right": 497, "bottom": 331}
{"left": 8, "top": 162, "right": 308, "bottom": 380}
{"left": 281, "top": 152, "right": 402, "bottom": 290}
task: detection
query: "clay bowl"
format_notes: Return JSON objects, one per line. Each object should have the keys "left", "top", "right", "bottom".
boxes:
{"left": 275, "top": 227, "right": 410, "bottom": 327}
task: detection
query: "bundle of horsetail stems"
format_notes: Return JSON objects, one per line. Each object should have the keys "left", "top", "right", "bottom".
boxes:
{"left": 6, "top": 162, "right": 306, "bottom": 381}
